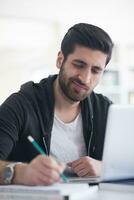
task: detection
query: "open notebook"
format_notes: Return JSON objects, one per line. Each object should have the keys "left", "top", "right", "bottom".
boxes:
{"left": 67, "top": 105, "right": 134, "bottom": 184}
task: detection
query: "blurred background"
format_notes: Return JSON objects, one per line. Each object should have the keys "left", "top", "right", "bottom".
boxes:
{"left": 0, "top": 0, "right": 134, "bottom": 104}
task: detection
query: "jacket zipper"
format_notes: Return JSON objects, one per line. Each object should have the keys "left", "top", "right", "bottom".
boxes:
{"left": 42, "top": 136, "right": 49, "bottom": 155}
{"left": 88, "top": 131, "right": 93, "bottom": 156}
{"left": 88, "top": 115, "right": 94, "bottom": 156}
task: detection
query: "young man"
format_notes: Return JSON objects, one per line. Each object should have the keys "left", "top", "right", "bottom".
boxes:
{"left": 0, "top": 23, "right": 113, "bottom": 186}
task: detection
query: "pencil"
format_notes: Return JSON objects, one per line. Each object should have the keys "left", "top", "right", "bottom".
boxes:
{"left": 27, "top": 135, "right": 68, "bottom": 183}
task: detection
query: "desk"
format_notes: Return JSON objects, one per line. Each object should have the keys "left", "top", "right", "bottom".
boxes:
{"left": 0, "top": 184, "right": 134, "bottom": 200}
{"left": 96, "top": 189, "right": 134, "bottom": 200}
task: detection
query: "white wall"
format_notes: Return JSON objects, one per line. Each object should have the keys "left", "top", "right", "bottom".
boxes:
{"left": 0, "top": 0, "right": 134, "bottom": 104}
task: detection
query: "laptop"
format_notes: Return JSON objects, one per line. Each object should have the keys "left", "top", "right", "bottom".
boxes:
{"left": 68, "top": 104, "right": 134, "bottom": 184}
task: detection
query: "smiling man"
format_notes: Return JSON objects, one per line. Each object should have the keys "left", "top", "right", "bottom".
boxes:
{"left": 57, "top": 47, "right": 106, "bottom": 101}
{"left": 0, "top": 23, "right": 113, "bottom": 185}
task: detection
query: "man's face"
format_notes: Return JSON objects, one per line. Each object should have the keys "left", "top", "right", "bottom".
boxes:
{"left": 57, "top": 46, "right": 107, "bottom": 102}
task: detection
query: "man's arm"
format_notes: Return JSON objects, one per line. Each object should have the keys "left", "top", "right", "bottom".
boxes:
{"left": 0, "top": 155, "right": 65, "bottom": 185}
{"left": 0, "top": 93, "right": 25, "bottom": 160}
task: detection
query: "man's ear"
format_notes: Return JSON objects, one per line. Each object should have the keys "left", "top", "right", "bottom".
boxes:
{"left": 56, "top": 51, "right": 64, "bottom": 69}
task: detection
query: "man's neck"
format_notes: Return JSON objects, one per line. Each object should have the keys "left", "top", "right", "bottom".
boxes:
{"left": 53, "top": 78, "right": 80, "bottom": 123}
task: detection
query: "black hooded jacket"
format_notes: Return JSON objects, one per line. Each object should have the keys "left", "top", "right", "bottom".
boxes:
{"left": 0, "top": 75, "right": 112, "bottom": 162}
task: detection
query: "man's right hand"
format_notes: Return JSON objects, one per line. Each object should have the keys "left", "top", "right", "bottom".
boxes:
{"left": 13, "top": 155, "right": 65, "bottom": 185}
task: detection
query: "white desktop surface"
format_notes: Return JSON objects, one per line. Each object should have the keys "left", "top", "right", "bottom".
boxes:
{"left": 97, "top": 189, "right": 134, "bottom": 200}
{"left": 0, "top": 184, "right": 134, "bottom": 200}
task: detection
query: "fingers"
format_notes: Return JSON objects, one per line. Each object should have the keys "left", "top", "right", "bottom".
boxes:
{"left": 76, "top": 168, "right": 89, "bottom": 177}
{"left": 25, "top": 169, "right": 57, "bottom": 186}
{"left": 68, "top": 157, "right": 101, "bottom": 177}
{"left": 30, "top": 170, "right": 59, "bottom": 186}
{"left": 68, "top": 157, "right": 87, "bottom": 171}
{"left": 36, "top": 165, "right": 60, "bottom": 181}
{"left": 67, "top": 162, "right": 72, "bottom": 167}
{"left": 58, "top": 162, "right": 66, "bottom": 173}
{"left": 18, "top": 155, "right": 65, "bottom": 185}
{"left": 38, "top": 155, "right": 62, "bottom": 172}
{"left": 70, "top": 161, "right": 88, "bottom": 176}
{"left": 68, "top": 159, "right": 82, "bottom": 168}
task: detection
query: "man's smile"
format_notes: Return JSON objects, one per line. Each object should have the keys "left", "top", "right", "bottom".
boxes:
{"left": 72, "top": 80, "right": 89, "bottom": 92}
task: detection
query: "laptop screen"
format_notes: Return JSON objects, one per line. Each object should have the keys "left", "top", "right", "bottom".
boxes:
{"left": 101, "top": 105, "right": 134, "bottom": 181}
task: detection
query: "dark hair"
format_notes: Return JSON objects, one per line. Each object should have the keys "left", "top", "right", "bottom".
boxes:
{"left": 61, "top": 23, "right": 114, "bottom": 65}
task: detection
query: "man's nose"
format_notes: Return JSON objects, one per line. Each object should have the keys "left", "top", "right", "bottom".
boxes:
{"left": 78, "top": 69, "right": 92, "bottom": 84}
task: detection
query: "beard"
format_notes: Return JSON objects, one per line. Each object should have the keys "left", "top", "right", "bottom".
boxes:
{"left": 58, "top": 65, "right": 90, "bottom": 102}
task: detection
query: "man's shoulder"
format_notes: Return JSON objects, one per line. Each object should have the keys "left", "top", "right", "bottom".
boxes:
{"left": 90, "top": 91, "right": 113, "bottom": 105}
{"left": 81, "top": 92, "right": 112, "bottom": 118}
{"left": 86, "top": 91, "right": 113, "bottom": 116}
{"left": 0, "top": 75, "right": 56, "bottom": 109}
{"left": 20, "top": 74, "right": 57, "bottom": 96}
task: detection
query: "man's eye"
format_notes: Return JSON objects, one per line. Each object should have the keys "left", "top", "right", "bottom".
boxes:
{"left": 73, "top": 63, "right": 84, "bottom": 68}
{"left": 92, "top": 69, "right": 102, "bottom": 74}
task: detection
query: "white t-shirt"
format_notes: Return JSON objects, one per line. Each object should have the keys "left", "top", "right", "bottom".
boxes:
{"left": 50, "top": 112, "right": 87, "bottom": 164}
